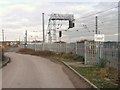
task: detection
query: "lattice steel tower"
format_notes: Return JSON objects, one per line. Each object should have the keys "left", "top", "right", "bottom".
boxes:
{"left": 47, "top": 13, "right": 75, "bottom": 43}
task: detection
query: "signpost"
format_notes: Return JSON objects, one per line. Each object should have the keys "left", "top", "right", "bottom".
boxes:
{"left": 94, "top": 34, "right": 104, "bottom": 64}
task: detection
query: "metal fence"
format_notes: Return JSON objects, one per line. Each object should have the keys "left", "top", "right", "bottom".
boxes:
{"left": 103, "top": 42, "right": 119, "bottom": 69}
{"left": 19, "top": 41, "right": 118, "bottom": 69}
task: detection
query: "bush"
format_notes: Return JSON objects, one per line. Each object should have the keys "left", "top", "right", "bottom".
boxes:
{"left": 17, "top": 48, "right": 85, "bottom": 63}
{"left": 99, "top": 58, "right": 106, "bottom": 68}
{"left": 58, "top": 52, "right": 84, "bottom": 62}
{"left": 17, "top": 48, "right": 35, "bottom": 54}
{"left": 35, "top": 50, "right": 56, "bottom": 57}
{"left": 17, "top": 48, "right": 56, "bottom": 57}
{"left": 73, "top": 55, "right": 84, "bottom": 62}
{"left": 0, "top": 46, "right": 5, "bottom": 61}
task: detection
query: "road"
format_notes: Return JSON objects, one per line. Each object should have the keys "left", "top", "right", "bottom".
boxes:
{"left": 2, "top": 52, "right": 75, "bottom": 88}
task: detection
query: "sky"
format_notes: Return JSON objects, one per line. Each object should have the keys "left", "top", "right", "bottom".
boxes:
{"left": 0, "top": 0, "right": 119, "bottom": 42}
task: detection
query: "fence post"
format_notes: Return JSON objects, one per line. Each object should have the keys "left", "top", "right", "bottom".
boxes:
{"left": 42, "top": 43, "right": 44, "bottom": 51}
{"left": 48, "top": 42, "right": 51, "bottom": 51}
{"left": 65, "top": 43, "right": 67, "bottom": 53}
{"left": 75, "top": 42, "right": 78, "bottom": 55}
{"left": 84, "top": 41, "right": 87, "bottom": 64}
{"left": 59, "top": 42, "right": 61, "bottom": 53}
{"left": 35, "top": 41, "right": 37, "bottom": 51}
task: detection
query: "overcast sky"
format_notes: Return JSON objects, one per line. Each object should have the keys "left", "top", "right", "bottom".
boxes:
{"left": 0, "top": 0, "right": 119, "bottom": 42}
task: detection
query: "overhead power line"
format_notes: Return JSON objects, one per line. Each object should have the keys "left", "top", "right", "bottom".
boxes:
{"left": 80, "top": 5, "right": 118, "bottom": 19}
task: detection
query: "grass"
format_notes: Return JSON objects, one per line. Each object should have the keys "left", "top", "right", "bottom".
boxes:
{"left": 73, "top": 66, "right": 118, "bottom": 88}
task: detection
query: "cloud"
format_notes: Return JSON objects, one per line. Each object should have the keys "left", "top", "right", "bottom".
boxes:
{"left": 0, "top": 4, "right": 36, "bottom": 16}
{"left": 0, "top": 1, "right": 118, "bottom": 41}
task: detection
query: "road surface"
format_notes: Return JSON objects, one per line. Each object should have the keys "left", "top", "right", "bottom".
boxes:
{"left": 2, "top": 52, "right": 75, "bottom": 88}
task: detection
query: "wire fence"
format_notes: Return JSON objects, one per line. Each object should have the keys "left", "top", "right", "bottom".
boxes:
{"left": 19, "top": 41, "right": 119, "bottom": 69}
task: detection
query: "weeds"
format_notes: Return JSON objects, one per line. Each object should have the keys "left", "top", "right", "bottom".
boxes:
{"left": 17, "top": 48, "right": 85, "bottom": 63}
{"left": 99, "top": 58, "right": 106, "bottom": 68}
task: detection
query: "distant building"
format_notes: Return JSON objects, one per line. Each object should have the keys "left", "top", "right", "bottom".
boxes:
{"left": 0, "top": 41, "right": 20, "bottom": 47}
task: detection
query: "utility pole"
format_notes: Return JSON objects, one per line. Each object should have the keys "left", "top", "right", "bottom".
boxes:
{"left": 24, "top": 30, "right": 27, "bottom": 48}
{"left": 2, "top": 29, "right": 4, "bottom": 43}
{"left": 95, "top": 16, "right": 98, "bottom": 34}
{"left": 19, "top": 35, "right": 20, "bottom": 44}
{"left": 42, "top": 13, "right": 45, "bottom": 42}
{"left": 95, "top": 16, "right": 101, "bottom": 63}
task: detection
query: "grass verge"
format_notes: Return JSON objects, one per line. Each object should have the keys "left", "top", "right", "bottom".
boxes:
{"left": 72, "top": 66, "right": 118, "bottom": 88}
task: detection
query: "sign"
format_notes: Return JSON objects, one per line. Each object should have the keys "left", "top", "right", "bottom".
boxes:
{"left": 94, "top": 34, "right": 105, "bottom": 42}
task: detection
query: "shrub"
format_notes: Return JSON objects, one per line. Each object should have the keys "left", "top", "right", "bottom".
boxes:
{"left": 99, "top": 58, "right": 106, "bottom": 68}
{"left": 73, "top": 55, "right": 84, "bottom": 62}
{"left": 0, "top": 46, "right": 5, "bottom": 61}
{"left": 17, "top": 48, "right": 35, "bottom": 54}
{"left": 17, "top": 48, "right": 56, "bottom": 57}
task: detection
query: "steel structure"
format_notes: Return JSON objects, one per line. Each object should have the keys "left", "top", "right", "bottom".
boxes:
{"left": 47, "top": 13, "right": 75, "bottom": 42}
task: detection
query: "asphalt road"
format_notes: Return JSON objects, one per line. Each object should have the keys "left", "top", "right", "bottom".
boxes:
{"left": 2, "top": 52, "right": 75, "bottom": 88}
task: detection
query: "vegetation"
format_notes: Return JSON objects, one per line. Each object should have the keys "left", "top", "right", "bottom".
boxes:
{"left": 0, "top": 45, "right": 11, "bottom": 68}
{"left": 17, "top": 48, "right": 85, "bottom": 63}
{"left": 99, "top": 58, "right": 106, "bottom": 68}
{"left": 0, "top": 46, "right": 4, "bottom": 68}
{"left": 73, "top": 66, "right": 118, "bottom": 88}
{"left": 0, "top": 46, "right": 4, "bottom": 61}
{"left": 17, "top": 48, "right": 56, "bottom": 57}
